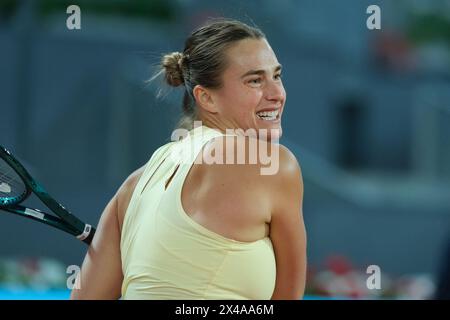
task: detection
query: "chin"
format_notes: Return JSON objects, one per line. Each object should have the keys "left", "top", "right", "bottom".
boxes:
{"left": 255, "top": 123, "right": 282, "bottom": 142}
{"left": 236, "top": 120, "right": 282, "bottom": 141}
{"left": 265, "top": 126, "right": 282, "bottom": 142}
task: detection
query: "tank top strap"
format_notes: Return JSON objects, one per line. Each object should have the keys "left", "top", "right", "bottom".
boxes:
{"left": 131, "top": 142, "right": 175, "bottom": 197}
{"left": 166, "top": 125, "right": 235, "bottom": 168}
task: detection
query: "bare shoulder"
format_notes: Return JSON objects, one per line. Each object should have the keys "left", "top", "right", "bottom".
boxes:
{"left": 269, "top": 143, "right": 303, "bottom": 207}
{"left": 116, "top": 165, "right": 146, "bottom": 231}
{"left": 183, "top": 136, "right": 303, "bottom": 241}
{"left": 184, "top": 135, "right": 281, "bottom": 240}
{"left": 200, "top": 136, "right": 303, "bottom": 210}
{"left": 275, "top": 144, "right": 302, "bottom": 180}
{"left": 202, "top": 135, "right": 301, "bottom": 180}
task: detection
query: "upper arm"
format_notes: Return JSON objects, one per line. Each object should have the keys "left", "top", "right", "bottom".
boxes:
{"left": 70, "top": 166, "right": 145, "bottom": 300}
{"left": 69, "top": 194, "right": 123, "bottom": 300}
{"left": 269, "top": 145, "right": 307, "bottom": 300}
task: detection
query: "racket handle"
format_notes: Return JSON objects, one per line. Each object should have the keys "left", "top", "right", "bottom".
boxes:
{"left": 76, "top": 224, "right": 96, "bottom": 245}
{"left": 82, "top": 227, "right": 96, "bottom": 245}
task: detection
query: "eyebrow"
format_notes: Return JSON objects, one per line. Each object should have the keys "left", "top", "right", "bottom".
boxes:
{"left": 240, "top": 64, "right": 282, "bottom": 78}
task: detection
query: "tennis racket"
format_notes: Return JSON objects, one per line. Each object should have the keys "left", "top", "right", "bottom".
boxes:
{"left": 0, "top": 144, "right": 95, "bottom": 245}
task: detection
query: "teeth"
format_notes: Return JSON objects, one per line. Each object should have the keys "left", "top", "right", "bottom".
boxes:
{"left": 257, "top": 110, "right": 278, "bottom": 117}
{"left": 256, "top": 110, "right": 279, "bottom": 121}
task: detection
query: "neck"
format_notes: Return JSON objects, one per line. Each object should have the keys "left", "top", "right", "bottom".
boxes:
{"left": 198, "top": 114, "right": 241, "bottom": 136}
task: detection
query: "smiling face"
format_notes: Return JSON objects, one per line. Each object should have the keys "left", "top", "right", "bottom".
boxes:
{"left": 198, "top": 38, "right": 286, "bottom": 140}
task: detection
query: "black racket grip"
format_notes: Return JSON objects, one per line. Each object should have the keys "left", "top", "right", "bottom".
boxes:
{"left": 81, "top": 227, "right": 96, "bottom": 245}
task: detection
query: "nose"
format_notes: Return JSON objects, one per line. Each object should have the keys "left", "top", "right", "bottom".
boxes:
{"left": 265, "top": 79, "right": 285, "bottom": 102}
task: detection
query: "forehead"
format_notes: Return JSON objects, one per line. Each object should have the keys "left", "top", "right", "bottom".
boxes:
{"left": 224, "top": 38, "right": 279, "bottom": 75}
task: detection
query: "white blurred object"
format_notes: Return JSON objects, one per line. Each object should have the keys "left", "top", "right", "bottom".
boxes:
{"left": 415, "top": 42, "right": 450, "bottom": 75}
{"left": 395, "top": 274, "right": 436, "bottom": 300}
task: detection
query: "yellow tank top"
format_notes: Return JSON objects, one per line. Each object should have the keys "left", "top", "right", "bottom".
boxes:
{"left": 120, "top": 125, "right": 276, "bottom": 300}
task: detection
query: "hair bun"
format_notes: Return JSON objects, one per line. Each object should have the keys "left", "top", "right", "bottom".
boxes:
{"left": 162, "top": 52, "right": 185, "bottom": 87}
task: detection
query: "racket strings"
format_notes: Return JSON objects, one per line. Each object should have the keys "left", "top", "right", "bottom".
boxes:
{"left": 0, "top": 158, "right": 27, "bottom": 200}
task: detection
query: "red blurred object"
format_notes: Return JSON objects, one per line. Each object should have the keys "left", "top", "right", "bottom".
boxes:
{"left": 372, "top": 30, "right": 416, "bottom": 72}
{"left": 21, "top": 258, "right": 40, "bottom": 277}
{"left": 325, "top": 255, "right": 353, "bottom": 275}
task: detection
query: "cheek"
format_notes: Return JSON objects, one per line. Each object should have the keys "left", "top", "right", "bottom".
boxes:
{"left": 220, "top": 86, "right": 262, "bottom": 116}
{"left": 237, "top": 89, "right": 263, "bottom": 112}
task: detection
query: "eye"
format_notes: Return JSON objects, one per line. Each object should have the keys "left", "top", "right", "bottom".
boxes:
{"left": 247, "top": 77, "right": 262, "bottom": 87}
{"left": 248, "top": 78, "right": 262, "bottom": 84}
{"left": 274, "top": 73, "right": 282, "bottom": 80}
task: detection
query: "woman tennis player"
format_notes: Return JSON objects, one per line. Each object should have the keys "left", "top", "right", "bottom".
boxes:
{"left": 70, "top": 18, "right": 307, "bottom": 300}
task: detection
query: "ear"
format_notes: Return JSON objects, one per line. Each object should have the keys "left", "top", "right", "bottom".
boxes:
{"left": 193, "top": 85, "right": 218, "bottom": 113}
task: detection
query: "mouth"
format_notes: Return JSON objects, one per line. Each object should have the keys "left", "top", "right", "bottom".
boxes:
{"left": 256, "top": 109, "right": 281, "bottom": 122}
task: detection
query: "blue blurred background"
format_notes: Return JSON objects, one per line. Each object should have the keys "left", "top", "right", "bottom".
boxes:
{"left": 1, "top": 0, "right": 450, "bottom": 299}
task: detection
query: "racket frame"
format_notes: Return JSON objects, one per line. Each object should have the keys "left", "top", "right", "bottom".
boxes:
{"left": 0, "top": 145, "right": 95, "bottom": 245}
